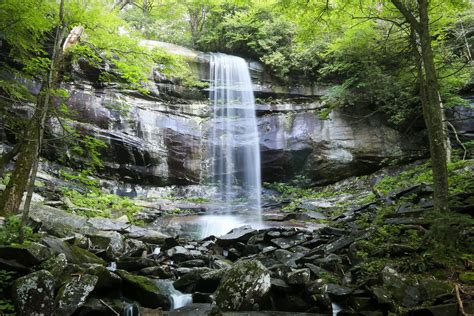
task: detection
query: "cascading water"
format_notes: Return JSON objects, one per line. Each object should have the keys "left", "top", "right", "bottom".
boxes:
{"left": 200, "top": 53, "right": 262, "bottom": 237}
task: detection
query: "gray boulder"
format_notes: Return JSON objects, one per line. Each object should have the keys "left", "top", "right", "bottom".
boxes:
{"left": 55, "top": 274, "right": 98, "bottom": 315}
{"left": 13, "top": 270, "right": 55, "bottom": 316}
{"left": 116, "top": 270, "right": 171, "bottom": 309}
{"left": 215, "top": 259, "right": 271, "bottom": 311}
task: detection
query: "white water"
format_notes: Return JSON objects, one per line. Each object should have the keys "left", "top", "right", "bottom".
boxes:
{"left": 332, "top": 302, "right": 343, "bottom": 315}
{"left": 106, "top": 262, "right": 117, "bottom": 272}
{"left": 205, "top": 53, "right": 262, "bottom": 237}
{"left": 155, "top": 280, "right": 193, "bottom": 310}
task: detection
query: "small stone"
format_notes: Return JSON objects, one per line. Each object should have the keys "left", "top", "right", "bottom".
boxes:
{"left": 286, "top": 268, "right": 311, "bottom": 285}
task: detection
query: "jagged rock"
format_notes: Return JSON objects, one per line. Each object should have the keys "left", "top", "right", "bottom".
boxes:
{"left": 87, "top": 265, "right": 122, "bottom": 294}
{"left": 195, "top": 268, "right": 228, "bottom": 293}
{"left": 170, "top": 303, "right": 215, "bottom": 316}
{"left": 116, "top": 270, "right": 171, "bottom": 309}
{"left": 380, "top": 266, "right": 421, "bottom": 308}
{"left": 216, "top": 226, "right": 257, "bottom": 246}
{"left": 75, "top": 298, "right": 125, "bottom": 316}
{"left": 124, "top": 238, "right": 147, "bottom": 257}
{"left": 0, "top": 243, "right": 51, "bottom": 268}
{"left": 87, "top": 231, "right": 126, "bottom": 260}
{"left": 273, "top": 249, "right": 303, "bottom": 268}
{"left": 41, "top": 235, "right": 105, "bottom": 265}
{"left": 139, "top": 266, "right": 174, "bottom": 278}
{"left": 55, "top": 274, "right": 98, "bottom": 315}
{"left": 271, "top": 232, "right": 306, "bottom": 249}
{"left": 13, "top": 270, "right": 55, "bottom": 316}
{"left": 215, "top": 259, "right": 271, "bottom": 311}
{"left": 210, "top": 258, "right": 232, "bottom": 269}
{"left": 315, "top": 253, "right": 343, "bottom": 272}
{"left": 29, "top": 204, "right": 88, "bottom": 237}
{"left": 324, "top": 236, "right": 355, "bottom": 254}
{"left": 166, "top": 246, "right": 201, "bottom": 261}
{"left": 179, "top": 259, "right": 206, "bottom": 267}
{"left": 270, "top": 278, "right": 289, "bottom": 290}
{"left": 117, "top": 257, "right": 156, "bottom": 271}
{"left": 286, "top": 268, "right": 311, "bottom": 285}
{"left": 325, "top": 284, "right": 352, "bottom": 300}
{"left": 39, "top": 253, "right": 68, "bottom": 278}
{"left": 173, "top": 267, "right": 211, "bottom": 292}
{"left": 126, "top": 228, "right": 169, "bottom": 244}
{"left": 306, "top": 280, "right": 333, "bottom": 313}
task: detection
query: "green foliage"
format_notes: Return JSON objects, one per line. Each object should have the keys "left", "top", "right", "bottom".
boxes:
{"left": 0, "top": 269, "right": 17, "bottom": 315}
{"left": 0, "top": 216, "right": 37, "bottom": 245}
{"left": 374, "top": 159, "right": 474, "bottom": 195}
{"left": 62, "top": 189, "right": 142, "bottom": 223}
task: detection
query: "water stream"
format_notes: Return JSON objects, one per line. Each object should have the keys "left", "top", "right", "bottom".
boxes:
{"left": 201, "top": 53, "right": 262, "bottom": 238}
{"left": 155, "top": 280, "right": 193, "bottom": 310}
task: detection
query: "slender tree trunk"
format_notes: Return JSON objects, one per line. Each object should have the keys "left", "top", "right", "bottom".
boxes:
{"left": 391, "top": 0, "right": 449, "bottom": 212}
{"left": 0, "top": 0, "right": 67, "bottom": 217}
{"left": 417, "top": 0, "right": 449, "bottom": 212}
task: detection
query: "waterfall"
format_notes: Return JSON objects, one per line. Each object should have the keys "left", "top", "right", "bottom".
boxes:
{"left": 208, "top": 53, "right": 262, "bottom": 216}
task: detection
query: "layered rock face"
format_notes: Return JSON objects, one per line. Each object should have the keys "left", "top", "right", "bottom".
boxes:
{"left": 35, "top": 41, "right": 470, "bottom": 185}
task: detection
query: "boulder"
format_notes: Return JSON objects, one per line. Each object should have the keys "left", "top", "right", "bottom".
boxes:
{"left": 29, "top": 205, "right": 88, "bottom": 237}
{"left": 12, "top": 270, "right": 55, "bottom": 316}
{"left": 0, "top": 243, "right": 51, "bottom": 268}
{"left": 270, "top": 232, "right": 306, "bottom": 249}
{"left": 42, "top": 235, "right": 105, "bottom": 265}
{"left": 286, "top": 268, "right": 311, "bottom": 285}
{"left": 173, "top": 267, "right": 211, "bottom": 292}
{"left": 55, "top": 274, "right": 98, "bottom": 315}
{"left": 87, "top": 265, "right": 122, "bottom": 294}
{"left": 116, "top": 270, "right": 171, "bottom": 309}
{"left": 87, "top": 230, "right": 126, "bottom": 260}
{"left": 117, "top": 257, "right": 156, "bottom": 271}
{"left": 215, "top": 259, "right": 271, "bottom": 311}
{"left": 216, "top": 226, "right": 257, "bottom": 246}
{"left": 39, "top": 253, "right": 68, "bottom": 278}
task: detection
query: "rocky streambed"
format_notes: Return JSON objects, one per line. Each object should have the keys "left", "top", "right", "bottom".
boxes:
{"left": 2, "top": 171, "right": 473, "bottom": 316}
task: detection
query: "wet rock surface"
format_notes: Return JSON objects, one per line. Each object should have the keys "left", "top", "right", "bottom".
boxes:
{"left": 1, "top": 159, "right": 473, "bottom": 315}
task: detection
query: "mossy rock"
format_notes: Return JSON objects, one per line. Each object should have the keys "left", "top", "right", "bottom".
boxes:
{"left": 42, "top": 235, "right": 105, "bottom": 265}
{"left": 215, "top": 259, "right": 271, "bottom": 311}
{"left": 39, "top": 253, "right": 68, "bottom": 278}
{"left": 419, "top": 279, "right": 453, "bottom": 302}
{"left": 55, "top": 274, "right": 98, "bottom": 315}
{"left": 87, "top": 264, "right": 122, "bottom": 295}
{"left": 459, "top": 271, "right": 474, "bottom": 285}
{"left": 0, "top": 242, "right": 51, "bottom": 267}
{"left": 116, "top": 270, "right": 170, "bottom": 309}
{"left": 12, "top": 270, "right": 55, "bottom": 316}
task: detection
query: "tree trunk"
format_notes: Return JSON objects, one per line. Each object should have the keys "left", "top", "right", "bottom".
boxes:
{"left": 0, "top": 97, "right": 44, "bottom": 216}
{"left": 391, "top": 0, "right": 449, "bottom": 212}
{"left": 0, "top": 0, "right": 67, "bottom": 217}
{"left": 417, "top": 0, "right": 449, "bottom": 212}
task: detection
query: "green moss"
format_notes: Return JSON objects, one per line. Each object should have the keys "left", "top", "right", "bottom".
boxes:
{"left": 374, "top": 159, "right": 474, "bottom": 195}
{"left": 62, "top": 189, "right": 141, "bottom": 223}
{"left": 69, "top": 245, "right": 105, "bottom": 265}
{"left": 116, "top": 270, "right": 157, "bottom": 293}
{"left": 459, "top": 272, "right": 474, "bottom": 285}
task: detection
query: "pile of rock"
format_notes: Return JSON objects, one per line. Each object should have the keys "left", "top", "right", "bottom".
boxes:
{"left": 2, "top": 192, "right": 471, "bottom": 316}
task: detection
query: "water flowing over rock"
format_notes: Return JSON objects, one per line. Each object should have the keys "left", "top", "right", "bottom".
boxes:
{"left": 0, "top": 41, "right": 451, "bottom": 190}
{"left": 208, "top": 53, "right": 262, "bottom": 214}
